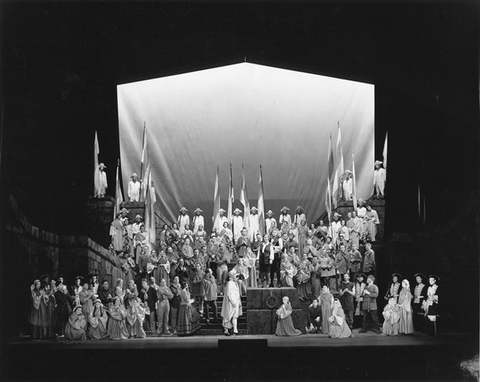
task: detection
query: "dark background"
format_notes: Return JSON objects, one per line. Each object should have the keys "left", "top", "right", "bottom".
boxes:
{"left": 0, "top": 2, "right": 478, "bottom": 379}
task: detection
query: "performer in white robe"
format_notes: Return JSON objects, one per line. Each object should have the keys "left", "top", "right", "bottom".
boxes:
{"left": 192, "top": 208, "right": 204, "bottom": 234}
{"left": 249, "top": 207, "right": 260, "bottom": 242}
{"left": 221, "top": 271, "right": 242, "bottom": 336}
{"left": 232, "top": 208, "right": 244, "bottom": 242}
{"left": 279, "top": 207, "right": 292, "bottom": 230}
{"left": 342, "top": 170, "right": 353, "bottom": 201}
{"left": 96, "top": 163, "right": 108, "bottom": 198}
{"left": 374, "top": 160, "right": 387, "bottom": 198}
{"left": 127, "top": 173, "right": 141, "bottom": 202}
{"left": 215, "top": 208, "right": 228, "bottom": 234}
{"left": 177, "top": 207, "right": 190, "bottom": 235}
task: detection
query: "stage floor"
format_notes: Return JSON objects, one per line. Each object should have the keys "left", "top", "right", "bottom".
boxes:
{"left": 6, "top": 330, "right": 475, "bottom": 349}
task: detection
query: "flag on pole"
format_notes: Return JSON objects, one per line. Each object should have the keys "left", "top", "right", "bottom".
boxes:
{"left": 144, "top": 164, "right": 156, "bottom": 246}
{"left": 93, "top": 131, "right": 102, "bottom": 197}
{"left": 212, "top": 166, "right": 221, "bottom": 232}
{"left": 326, "top": 134, "right": 334, "bottom": 224}
{"left": 113, "top": 159, "right": 123, "bottom": 219}
{"left": 240, "top": 164, "right": 250, "bottom": 232}
{"left": 140, "top": 123, "right": 148, "bottom": 201}
{"left": 383, "top": 132, "right": 388, "bottom": 169}
{"left": 332, "top": 123, "right": 344, "bottom": 208}
{"left": 227, "top": 163, "right": 234, "bottom": 226}
{"left": 352, "top": 153, "right": 358, "bottom": 211}
{"left": 258, "top": 165, "right": 265, "bottom": 236}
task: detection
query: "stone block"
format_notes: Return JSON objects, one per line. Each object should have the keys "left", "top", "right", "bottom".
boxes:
{"left": 247, "top": 288, "right": 263, "bottom": 310}
{"left": 247, "top": 310, "right": 273, "bottom": 335}
{"left": 262, "top": 288, "right": 282, "bottom": 310}
{"left": 280, "top": 287, "right": 301, "bottom": 309}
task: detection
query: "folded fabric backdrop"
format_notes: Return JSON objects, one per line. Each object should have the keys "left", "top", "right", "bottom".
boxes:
{"left": 118, "top": 63, "right": 374, "bottom": 232}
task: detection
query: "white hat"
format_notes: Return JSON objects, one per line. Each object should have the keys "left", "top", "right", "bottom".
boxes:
{"left": 250, "top": 206, "right": 258, "bottom": 212}
{"left": 194, "top": 208, "right": 203, "bottom": 214}
{"left": 374, "top": 160, "right": 383, "bottom": 166}
{"left": 179, "top": 207, "right": 188, "bottom": 213}
{"left": 99, "top": 163, "right": 106, "bottom": 169}
{"left": 233, "top": 208, "right": 242, "bottom": 214}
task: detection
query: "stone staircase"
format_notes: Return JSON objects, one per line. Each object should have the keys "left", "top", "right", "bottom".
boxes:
{"left": 200, "top": 295, "right": 248, "bottom": 335}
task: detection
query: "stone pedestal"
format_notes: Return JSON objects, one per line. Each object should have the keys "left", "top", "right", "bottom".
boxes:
{"left": 246, "top": 288, "right": 307, "bottom": 334}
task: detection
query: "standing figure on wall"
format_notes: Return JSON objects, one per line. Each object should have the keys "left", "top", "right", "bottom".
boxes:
{"left": 364, "top": 205, "right": 380, "bottom": 243}
{"left": 232, "top": 208, "right": 244, "bottom": 243}
{"left": 373, "top": 160, "right": 386, "bottom": 199}
{"left": 127, "top": 173, "right": 141, "bottom": 202}
{"left": 342, "top": 170, "right": 353, "bottom": 201}
{"left": 110, "top": 213, "right": 125, "bottom": 256}
{"left": 279, "top": 207, "right": 292, "bottom": 230}
{"left": 192, "top": 208, "right": 204, "bottom": 235}
{"left": 97, "top": 163, "right": 108, "bottom": 198}
{"left": 249, "top": 207, "right": 260, "bottom": 242}
{"left": 176, "top": 207, "right": 190, "bottom": 236}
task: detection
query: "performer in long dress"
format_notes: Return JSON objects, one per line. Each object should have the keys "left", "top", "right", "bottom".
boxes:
{"left": 221, "top": 271, "right": 242, "bottom": 336}
{"left": 29, "top": 280, "right": 48, "bottom": 339}
{"left": 236, "top": 228, "right": 252, "bottom": 259}
{"left": 110, "top": 213, "right": 125, "bottom": 255}
{"left": 125, "top": 296, "right": 147, "bottom": 338}
{"left": 328, "top": 299, "right": 353, "bottom": 338}
{"left": 382, "top": 297, "right": 401, "bottom": 336}
{"left": 373, "top": 160, "right": 386, "bottom": 198}
{"left": 107, "top": 296, "right": 129, "bottom": 340}
{"left": 319, "top": 286, "right": 334, "bottom": 334}
{"left": 297, "top": 219, "right": 308, "bottom": 259}
{"left": 398, "top": 279, "right": 414, "bottom": 334}
{"left": 364, "top": 205, "right": 380, "bottom": 242}
{"left": 275, "top": 296, "right": 302, "bottom": 337}
{"left": 89, "top": 299, "right": 108, "bottom": 340}
{"left": 64, "top": 305, "right": 87, "bottom": 343}
{"left": 177, "top": 282, "right": 201, "bottom": 336}
{"left": 296, "top": 254, "right": 312, "bottom": 301}
{"left": 97, "top": 163, "right": 108, "bottom": 198}
{"left": 280, "top": 253, "right": 297, "bottom": 288}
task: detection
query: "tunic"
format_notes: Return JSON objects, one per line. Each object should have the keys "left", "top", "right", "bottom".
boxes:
{"left": 334, "top": 251, "right": 350, "bottom": 275}
{"left": 318, "top": 254, "right": 335, "bottom": 277}
{"left": 233, "top": 215, "right": 244, "bottom": 241}
{"left": 339, "top": 281, "right": 355, "bottom": 312}
{"left": 126, "top": 301, "right": 147, "bottom": 338}
{"left": 365, "top": 209, "right": 380, "bottom": 242}
{"left": 374, "top": 167, "right": 386, "bottom": 194}
{"left": 349, "top": 250, "right": 363, "bottom": 274}
{"left": 423, "top": 285, "right": 439, "bottom": 321}
{"left": 65, "top": 311, "right": 87, "bottom": 342}
{"left": 275, "top": 303, "right": 302, "bottom": 336}
{"left": 296, "top": 260, "right": 312, "bottom": 300}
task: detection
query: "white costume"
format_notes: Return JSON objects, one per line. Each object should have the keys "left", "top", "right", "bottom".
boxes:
{"left": 374, "top": 167, "right": 387, "bottom": 196}
{"left": 128, "top": 180, "right": 141, "bottom": 202}
{"left": 279, "top": 213, "right": 292, "bottom": 229}
{"left": 177, "top": 214, "right": 190, "bottom": 235}
{"left": 249, "top": 213, "right": 260, "bottom": 241}
{"left": 192, "top": 215, "right": 204, "bottom": 234}
{"left": 233, "top": 215, "right": 244, "bottom": 241}
{"left": 342, "top": 178, "right": 353, "bottom": 200}
{"left": 266, "top": 217, "right": 276, "bottom": 234}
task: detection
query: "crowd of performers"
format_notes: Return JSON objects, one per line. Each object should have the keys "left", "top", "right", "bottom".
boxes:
{"left": 29, "top": 198, "right": 440, "bottom": 341}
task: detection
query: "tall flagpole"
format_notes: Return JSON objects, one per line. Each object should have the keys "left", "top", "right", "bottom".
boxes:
{"left": 139, "top": 121, "right": 146, "bottom": 202}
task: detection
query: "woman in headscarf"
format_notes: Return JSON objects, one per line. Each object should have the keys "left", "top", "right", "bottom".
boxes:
{"left": 65, "top": 305, "right": 87, "bottom": 343}
{"left": 45, "top": 279, "right": 57, "bottom": 338}
{"left": 89, "top": 299, "right": 108, "bottom": 340}
{"left": 177, "top": 282, "right": 201, "bottom": 337}
{"left": 221, "top": 271, "right": 242, "bottom": 336}
{"left": 382, "top": 297, "right": 401, "bottom": 336}
{"left": 107, "top": 296, "right": 129, "bottom": 340}
{"left": 125, "top": 296, "right": 147, "bottom": 338}
{"left": 29, "top": 279, "right": 48, "bottom": 339}
{"left": 328, "top": 299, "right": 353, "bottom": 338}
{"left": 319, "top": 285, "right": 334, "bottom": 334}
{"left": 275, "top": 296, "right": 302, "bottom": 337}
{"left": 114, "top": 278, "right": 126, "bottom": 306}
{"left": 280, "top": 253, "right": 297, "bottom": 288}
{"left": 398, "top": 279, "right": 414, "bottom": 335}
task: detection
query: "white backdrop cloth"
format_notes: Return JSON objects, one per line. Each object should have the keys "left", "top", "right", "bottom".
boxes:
{"left": 118, "top": 63, "right": 374, "bottom": 232}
